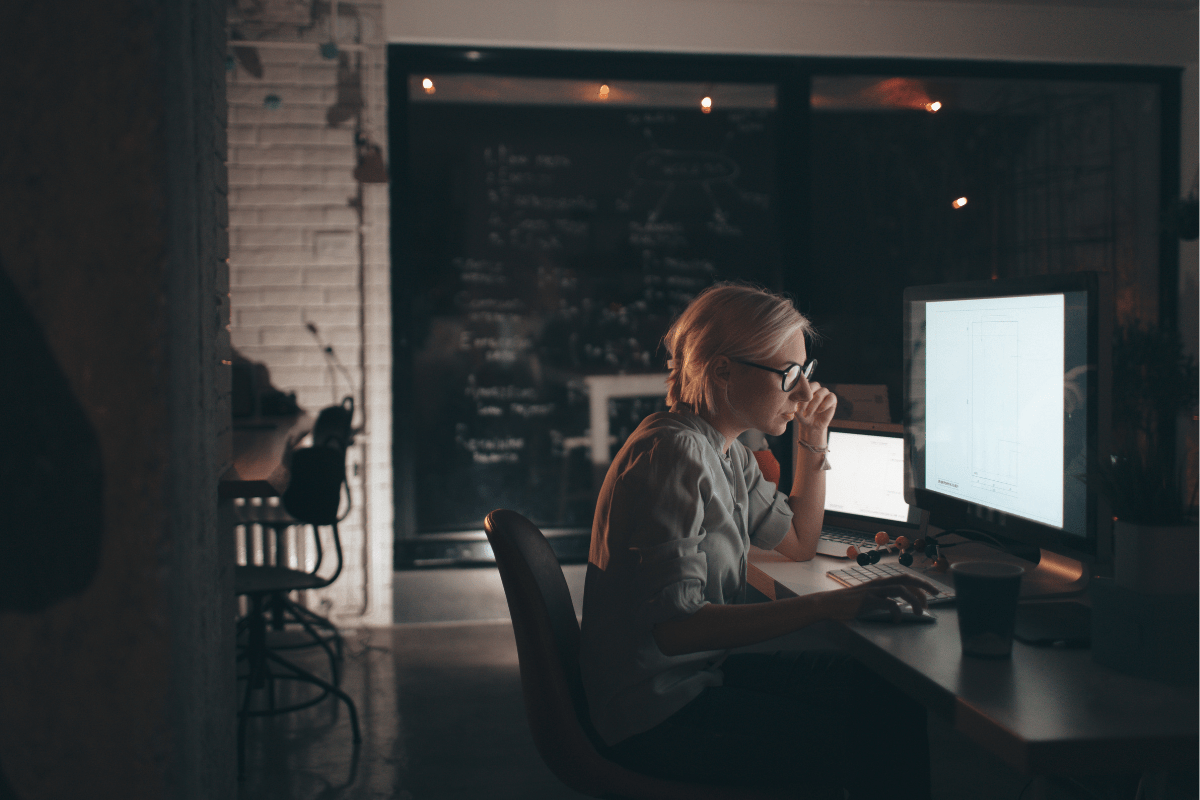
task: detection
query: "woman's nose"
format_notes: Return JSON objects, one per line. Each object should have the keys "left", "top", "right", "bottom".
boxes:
{"left": 789, "top": 377, "right": 813, "bottom": 403}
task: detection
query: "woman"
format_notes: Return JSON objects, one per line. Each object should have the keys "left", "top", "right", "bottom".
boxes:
{"left": 579, "top": 283, "right": 935, "bottom": 799}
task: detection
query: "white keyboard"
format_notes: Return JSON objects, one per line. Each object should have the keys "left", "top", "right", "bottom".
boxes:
{"left": 826, "top": 561, "right": 956, "bottom": 606}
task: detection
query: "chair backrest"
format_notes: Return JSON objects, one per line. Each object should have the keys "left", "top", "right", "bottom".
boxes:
{"left": 280, "top": 446, "right": 346, "bottom": 585}
{"left": 483, "top": 511, "right": 602, "bottom": 781}
{"left": 483, "top": 509, "right": 794, "bottom": 800}
{"left": 751, "top": 449, "right": 781, "bottom": 487}
{"left": 282, "top": 446, "right": 345, "bottom": 526}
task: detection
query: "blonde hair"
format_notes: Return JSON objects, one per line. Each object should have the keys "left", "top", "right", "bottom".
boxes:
{"left": 662, "top": 282, "right": 813, "bottom": 416}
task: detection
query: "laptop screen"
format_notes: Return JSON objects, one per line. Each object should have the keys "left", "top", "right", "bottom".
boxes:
{"left": 824, "top": 429, "right": 913, "bottom": 524}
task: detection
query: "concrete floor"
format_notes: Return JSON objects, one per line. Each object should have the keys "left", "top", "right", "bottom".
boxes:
{"left": 234, "top": 568, "right": 1156, "bottom": 800}
{"left": 391, "top": 563, "right": 587, "bottom": 625}
{"left": 237, "top": 622, "right": 586, "bottom": 800}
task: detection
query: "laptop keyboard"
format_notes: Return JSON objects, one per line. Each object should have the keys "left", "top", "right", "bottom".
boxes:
{"left": 826, "top": 562, "right": 956, "bottom": 606}
{"left": 820, "top": 525, "right": 872, "bottom": 545}
{"left": 816, "top": 525, "right": 878, "bottom": 558}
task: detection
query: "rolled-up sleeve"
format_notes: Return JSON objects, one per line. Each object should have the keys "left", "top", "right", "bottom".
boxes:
{"left": 615, "top": 435, "right": 713, "bottom": 624}
{"left": 633, "top": 534, "right": 709, "bottom": 624}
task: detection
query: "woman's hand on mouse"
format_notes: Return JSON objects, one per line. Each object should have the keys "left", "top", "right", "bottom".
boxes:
{"left": 822, "top": 575, "right": 939, "bottom": 622}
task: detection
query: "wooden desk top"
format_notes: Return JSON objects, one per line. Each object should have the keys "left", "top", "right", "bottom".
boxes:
{"left": 748, "top": 548, "right": 1199, "bottom": 777}
{"left": 218, "top": 414, "right": 313, "bottom": 498}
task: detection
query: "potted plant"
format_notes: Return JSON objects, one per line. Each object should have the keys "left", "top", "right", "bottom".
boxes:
{"left": 1095, "top": 321, "right": 1198, "bottom": 593}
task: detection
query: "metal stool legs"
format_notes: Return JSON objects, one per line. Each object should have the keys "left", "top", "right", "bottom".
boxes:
{"left": 236, "top": 594, "right": 362, "bottom": 778}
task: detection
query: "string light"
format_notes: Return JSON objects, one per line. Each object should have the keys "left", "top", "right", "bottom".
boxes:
{"left": 952, "top": 196, "right": 968, "bottom": 209}
{"left": 422, "top": 77, "right": 435, "bottom": 95}
{"left": 925, "top": 101, "right": 942, "bottom": 113}
{"left": 700, "top": 96, "right": 712, "bottom": 114}
{"left": 598, "top": 84, "right": 610, "bottom": 100}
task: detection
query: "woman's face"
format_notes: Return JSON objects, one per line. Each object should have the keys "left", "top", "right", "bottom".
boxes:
{"left": 723, "top": 330, "right": 813, "bottom": 438}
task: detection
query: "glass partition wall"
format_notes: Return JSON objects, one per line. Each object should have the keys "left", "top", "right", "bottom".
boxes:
{"left": 388, "top": 48, "right": 1179, "bottom": 565}
{"left": 402, "top": 73, "right": 779, "bottom": 548}
{"left": 807, "top": 74, "right": 1165, "bottom": 422}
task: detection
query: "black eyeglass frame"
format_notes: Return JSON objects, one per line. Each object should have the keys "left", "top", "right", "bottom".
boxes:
{"left": 733, "top": 358, "right": 817, "bottom": 392}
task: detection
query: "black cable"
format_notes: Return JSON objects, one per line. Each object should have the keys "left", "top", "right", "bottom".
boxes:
{"left": 305, "top": 322, "right": 356, "bottom": 403}
{"left": 929, "top": 527, "right": 1010, "bottom": 553}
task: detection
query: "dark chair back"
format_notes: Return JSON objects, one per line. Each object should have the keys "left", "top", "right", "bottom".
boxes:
{"left": 483, "top": 509, "right": 795, "bottom": 800}
{"left": 282, "top": 446, "right": 345, "bottom": 526}
{"left": 275, "top": 445, "right": 346, "bottom": 585}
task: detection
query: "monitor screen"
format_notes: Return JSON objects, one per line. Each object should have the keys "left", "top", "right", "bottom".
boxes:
{"left": 903, "top": 273, "right": 1110, "bottom": 562}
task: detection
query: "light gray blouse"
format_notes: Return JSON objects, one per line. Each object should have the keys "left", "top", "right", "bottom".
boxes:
{"left": 579, "top": 411, "right": 794, "bottom": 746}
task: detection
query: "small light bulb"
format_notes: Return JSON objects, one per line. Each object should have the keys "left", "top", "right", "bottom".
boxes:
{"left": 422, "top": 77, "right": 435, "bottom": 94}
{"left": 598, "top": 84, "right": 610, "bottom": 99}
{"left": 926, "top": 101, "right": 942, "bottom": 113}
{"left": 701, "top": 96, "right": 712, "bottom": 113}
{"left": 952, "top": 196, "right": 968, "bottom": 209}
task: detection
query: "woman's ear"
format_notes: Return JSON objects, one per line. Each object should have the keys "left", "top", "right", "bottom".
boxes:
{"left": 710, "top": 355, "right": 732, "bottom": 386}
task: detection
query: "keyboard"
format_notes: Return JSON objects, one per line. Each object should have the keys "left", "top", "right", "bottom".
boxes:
{"left": 815, "top": 525, "right": 874, "bottom": 557}
{"left": 826, "top": 562, "right": 956, "bottom": 606}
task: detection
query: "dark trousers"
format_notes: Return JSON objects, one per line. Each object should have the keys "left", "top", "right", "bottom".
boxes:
{"left": 606, "top": 650, "right": 932, "bottom": 800}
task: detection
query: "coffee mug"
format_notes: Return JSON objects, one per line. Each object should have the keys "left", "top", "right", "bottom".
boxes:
{"left": 950, "top": 561, "right": 1025, "bottom": 658}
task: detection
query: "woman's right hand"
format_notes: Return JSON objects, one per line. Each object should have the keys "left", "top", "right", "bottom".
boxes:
{"left": 824, "top": 575, "right": 941, "bottom": 621}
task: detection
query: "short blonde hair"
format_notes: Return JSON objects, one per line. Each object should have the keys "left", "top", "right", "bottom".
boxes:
{"left": 662, "top": 282, "right": 813, "bottom": 416}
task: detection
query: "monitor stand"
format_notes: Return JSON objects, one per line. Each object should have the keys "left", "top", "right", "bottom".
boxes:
{"left": 1013, "top": 549, "right": 1091, "bottom": 647}
{"left": 1019, "top": 548, "right": 1088, "bottom": 598}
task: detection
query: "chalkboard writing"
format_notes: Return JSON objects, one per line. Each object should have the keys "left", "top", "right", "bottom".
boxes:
{"left": 402, "top": 100, "right": 779, "bottom": 533}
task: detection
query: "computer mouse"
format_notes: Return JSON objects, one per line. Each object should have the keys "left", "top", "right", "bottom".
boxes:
{"left": 856, "top": 604, "right": 937, "bottom": 624}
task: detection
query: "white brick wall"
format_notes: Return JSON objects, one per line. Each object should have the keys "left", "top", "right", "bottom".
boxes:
{"left": 226, "top": 0, "right": 393, "bottom": 626}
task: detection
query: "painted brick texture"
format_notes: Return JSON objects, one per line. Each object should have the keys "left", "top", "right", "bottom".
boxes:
{"left": 226, "top": 0, "right": 392, "bottom": 625}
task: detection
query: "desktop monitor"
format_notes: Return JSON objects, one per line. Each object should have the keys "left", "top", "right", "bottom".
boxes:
{"left": 902, "top": 272, "right": 1112, "bottom": 578}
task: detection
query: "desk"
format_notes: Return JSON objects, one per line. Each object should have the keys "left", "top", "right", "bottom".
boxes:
{"left": 219, "top": 415, "right": 313, "bottom": 499}
{"left": 747, "top": 547, "right": 1199, "bottom": 777}
{"left": 220, "top": 414, "right": 313, "bottom": 570}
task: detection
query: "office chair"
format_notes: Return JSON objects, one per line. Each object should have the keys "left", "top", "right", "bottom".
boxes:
{"left": 483, "top": 509, "right": 805, "bottom": 800}
{"left": 236, "top": 445, "right": 361, "bottom": 778}
{"left": 751, "top": 449, "right": 781, "bottom": 487}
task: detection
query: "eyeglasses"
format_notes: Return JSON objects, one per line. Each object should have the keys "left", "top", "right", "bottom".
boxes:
{"left": 734, "top": 358, "right": 817, "bottom": 392}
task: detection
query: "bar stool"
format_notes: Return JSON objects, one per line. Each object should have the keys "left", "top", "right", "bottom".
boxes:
{"left": 235, "top": 501, "right": 345, "bottom": 677}
{"left": 235, "top": 445, "right": 361, "bottom": 777}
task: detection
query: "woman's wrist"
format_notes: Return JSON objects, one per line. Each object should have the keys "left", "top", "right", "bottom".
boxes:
{"left": 815, "top": 588, "right": 860, "bottom": 621}
{"left": 795, "top": 426, "right": 831, "bottom": 471}
{"left": 796, "top": 425, "right": 829, "bottom": 450}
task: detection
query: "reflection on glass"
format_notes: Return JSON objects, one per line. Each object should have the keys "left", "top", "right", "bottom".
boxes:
{"left": 408, "top": 74, "right": 776, "bottom": 109}
{"left": 404, "top": 73, "right": 779, "bottom": 532}
{"left": 807, "top": 73, "right": 1161, "bottom": 421}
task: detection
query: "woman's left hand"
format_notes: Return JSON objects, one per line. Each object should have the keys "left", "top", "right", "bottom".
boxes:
{"left": 796, "top": 381, "right": 837, "bottom": 441}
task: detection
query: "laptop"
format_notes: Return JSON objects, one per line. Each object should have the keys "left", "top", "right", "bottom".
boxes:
{"left": 813, "top": 422, "right": 924, "bottom": 558}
